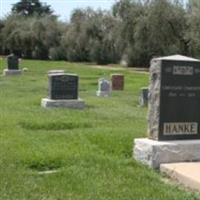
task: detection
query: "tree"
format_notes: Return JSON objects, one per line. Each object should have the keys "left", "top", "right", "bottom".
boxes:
{"left": 186, "top": 0, "right": 200, "bottom": 57}
{"left": 133, "top": 0, "right": 188, "bottom": 65}
{"left": 1, "top": 15, "right": 63, "bottom": 59}
{"left": 0, "top": 20, "right": 5, "bottom": 54}
{"left": 12, "top": 0, "right": 53, "bottom": 16}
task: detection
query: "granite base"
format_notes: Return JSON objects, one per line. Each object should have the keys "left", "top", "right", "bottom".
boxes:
{"left": 96, "top": 91, "right": 110, "bottom": 97}
{"left": 3, "top": 69, "right": 22, "bottom": 76}
{"left": 134, "top": 138, "right": 200, "bottom": 169}
{"left": 41, "top": 98, "right": 85, "bottom": 109}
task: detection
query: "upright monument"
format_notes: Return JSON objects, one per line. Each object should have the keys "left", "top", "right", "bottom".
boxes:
{"left": 41, "top": 73, "right": 85, "bottom": 109}
{"left": 3, "top": 53, "right": 22, "bottom": 76}
{"left": 111, "top": 74, "right": 124, "bottom": 90}
{"left": 134, "top": 55, "right": 200, "bottom": 168}
{"left": 96, "top": 78, "right": 111, "bottom": 97}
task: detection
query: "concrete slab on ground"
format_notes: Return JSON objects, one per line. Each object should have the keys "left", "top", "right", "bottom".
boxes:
{"left": 160, "top": 162, "right": 200, "bottom": 192}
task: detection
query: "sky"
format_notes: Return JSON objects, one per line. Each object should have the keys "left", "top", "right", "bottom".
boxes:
{"left": 0, "top": 0, "right": 117, "bottom": 21}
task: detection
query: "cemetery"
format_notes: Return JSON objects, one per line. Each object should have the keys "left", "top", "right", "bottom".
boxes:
{"left": 0, "top": 57, "right": 200, "bottom": 199}
{"left": 1, "top": 0, "right": 200, "bottom": 199}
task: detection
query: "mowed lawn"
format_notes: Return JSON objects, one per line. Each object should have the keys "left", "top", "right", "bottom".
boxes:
{"left": 0, "top": 59, "right": 199, "bottom": 200}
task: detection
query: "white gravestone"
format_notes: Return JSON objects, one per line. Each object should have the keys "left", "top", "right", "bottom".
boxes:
{"left": 96, "top": 78, "right": 111, "bottom": 97}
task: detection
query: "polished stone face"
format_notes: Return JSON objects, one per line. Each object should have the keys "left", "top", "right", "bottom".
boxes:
{"left": 148, "top": 55, "right": 200, "bottom": 140}
{"left": 7, "top": 54, "right": 19, "bottom": 70}
{"left": 48, "top": 73, "right": 78, "bottom": 100}
{"left": 111, "top": 74, "right": 124, "bottom": 90}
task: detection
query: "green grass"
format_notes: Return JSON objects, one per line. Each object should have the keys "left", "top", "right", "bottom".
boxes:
{"left": 0, "top": 59, "right": 199, "bottom": 200}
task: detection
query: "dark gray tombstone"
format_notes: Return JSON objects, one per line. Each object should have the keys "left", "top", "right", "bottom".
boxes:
{"left": 7, "top": 53, "right": 19, "bottom": 70}
{"left": 48, "top": 73, "right": 78, "bottom": 100}
{"left": 139, "top": 87, "right": 149, "bottom": 106}
{"left": 148, "top": 55, "right": 200, "bottom": 141}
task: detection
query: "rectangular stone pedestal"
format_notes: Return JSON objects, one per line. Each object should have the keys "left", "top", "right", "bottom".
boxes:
{"left": 96, "top": 91, "right": 110, "bottom": 97}
{"left": 3, "top": 69, "right": 22, "bottom": 76}
{"left": 134, "top": 138, "right": 200, "bottom": 169}
{"left": 41, "top": 98, "right": 85, "bottom": 109}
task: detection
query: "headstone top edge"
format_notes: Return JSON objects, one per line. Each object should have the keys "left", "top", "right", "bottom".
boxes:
{"left": 111, "top": 73, "right": 124, "bottom": 76}
{"left": 48, "top": 73, "right": 78, "bottom": 77}
{"left": 152, "top": 54, "right": 200, "bottom": 62}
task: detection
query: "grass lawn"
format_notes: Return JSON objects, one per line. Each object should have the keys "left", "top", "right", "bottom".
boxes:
{"left": 0, "top": 59, "right": 199, "bottom": 200}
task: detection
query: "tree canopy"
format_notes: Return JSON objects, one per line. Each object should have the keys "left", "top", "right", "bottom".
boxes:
{"left": 11, "top": 0, "right": 53, "bottom": 16}
{"left": 0, "top": 0, "right": 200, "bottom": 67}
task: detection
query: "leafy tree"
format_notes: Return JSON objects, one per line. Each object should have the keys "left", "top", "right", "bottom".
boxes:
{"left": 0, "top": 20, "right": 5, "bottom": 54}
{"left": 1, "top": 0, "right": 200, "bottom": 65}
{"left": 186, "top": 0, "right": 200, "bottom": 57}
{"left": 1, "top": 15, "right": 63, "bottom": 59}
{"left": 133, "top": 0, "right": 187, "bottom": 66}
{"left": 12, "top": 0, "right": 53, "bottom": 16}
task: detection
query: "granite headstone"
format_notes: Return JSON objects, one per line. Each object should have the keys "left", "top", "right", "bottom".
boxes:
{"left": 111, "top": 74, "right": 124, "bottom": 90}
{"left": 139, "top": 87, "right": 149, "bottom": 106}
{"left": 7, "top": 53, "right": 19, "bottom": 70}
{"left": 48, "top": 73, "right": 78, "bottom": 100}
{"left": 96, "top": 78, "right": 111, "bottom": 97}
{"left": 148, "top": 55, "right": 200, "bottom": 140}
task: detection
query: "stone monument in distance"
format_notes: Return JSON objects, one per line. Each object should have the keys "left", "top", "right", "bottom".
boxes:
{"left": 134, "top": 55, "right": 200, "bottom": 169}
{"left": 41, "top": 73, "right": 85, "bottom": 109}
{"left": 96, "top": 78, "right": 111, "bottom": 97}
{"left": 3, "top": 53, "right": 22, "bottom": 76}
{"left": 111, "top": 74, "right": 124, "bottom": 90}
{"left": 139, "top": 87, "right": 149, "bottom": 107}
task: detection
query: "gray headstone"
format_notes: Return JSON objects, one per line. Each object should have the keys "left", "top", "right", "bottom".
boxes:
{"left": 148, "top": 54, "right": 200, "bottom": 140}
{"left": 100, "top": 79, "right": 110, "bottom": 91}
{"left": 48, "top": 73, "right": 78, "bottom": 100}
{"left": 96, "top": 78, "right": 111, "bottom": 97}
{"left": 139, "top": 87, "right": 149, "bottom": 106}
{"left": 7, "top": 53, "right": 19, "bottom": 70}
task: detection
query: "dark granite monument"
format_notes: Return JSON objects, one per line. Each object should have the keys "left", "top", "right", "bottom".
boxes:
{"left": 134, "top": 55, "right": 200, "bottom": 169}
{"left": 139, "top": 87, "right": 149, "bottom": 106}
{"left": 48, "top": 73, "right": 78, "bottom": 100}
{"left": 41, "top": 73, "right": 85, "bottom": 109}
{"left": 7, "top": 53, "right": 19, "bottom": 70}
{"left": 3, "top": 53, "right": 22, "bottom": 76}
{"left": 111, "top": 74, "right": 124, "bottom": 90}
{"left": 148, "top": 55, "right": 200, "bottom": 141}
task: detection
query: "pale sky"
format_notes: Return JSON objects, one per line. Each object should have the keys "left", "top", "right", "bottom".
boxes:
{"left": 0, "top": 0, "right": 117, "bottom": 21}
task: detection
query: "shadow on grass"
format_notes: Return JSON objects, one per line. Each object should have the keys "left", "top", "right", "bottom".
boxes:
{"left": 28, "top": 159, "right": 63, "bottom": 171}
{"left": 19, "top": 121, "right": 92, "bottom": 131}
